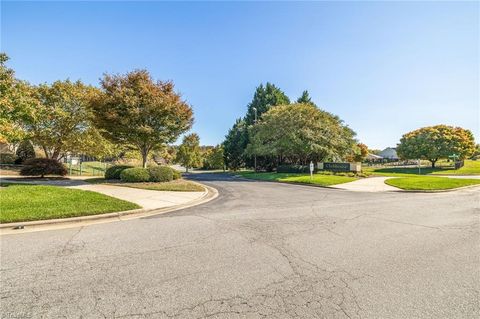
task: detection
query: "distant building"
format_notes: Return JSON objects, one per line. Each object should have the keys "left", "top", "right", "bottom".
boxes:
{"left": 366, "top": 153, "right": 383, "bottom": 161}
{"left": 379, "top": 147, "right": 399, "bottom": 160}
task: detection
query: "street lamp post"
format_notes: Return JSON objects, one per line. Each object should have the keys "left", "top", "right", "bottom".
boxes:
{"left": 253, "top": 107, "right": 257, "bottom": 172}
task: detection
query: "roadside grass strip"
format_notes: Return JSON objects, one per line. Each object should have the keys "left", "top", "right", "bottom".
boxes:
{"left": 364, "top": 160, "right": 480, "bottom": 177}
{"left": 0, "top": 184, "right": 140, "bottom": 223}
{"left": 384, "top": 176, "right": 480, "bottom": 191}
{"left": 238, "top": 172, "right": 357, "bottom": 186}
{"left": 86, "top": 178, "right": 205, "bottom": 192}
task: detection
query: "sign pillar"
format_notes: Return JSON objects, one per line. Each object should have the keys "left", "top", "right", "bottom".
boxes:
{"left": 309, "top": 161, "right": 314, "bottom": 180}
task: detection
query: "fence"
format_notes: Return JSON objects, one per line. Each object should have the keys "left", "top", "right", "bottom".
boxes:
{"left": 1, "top": 160, "right": 114, "bottom": 177}
{"left": 66, "top": 161, "right": 113, "bottom": 176}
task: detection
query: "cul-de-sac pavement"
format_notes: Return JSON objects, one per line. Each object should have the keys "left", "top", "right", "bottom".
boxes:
{"left": 1, "top": 173, "right": 479, "bottom": 319}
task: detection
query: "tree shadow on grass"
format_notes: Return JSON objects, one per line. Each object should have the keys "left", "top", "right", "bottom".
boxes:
{"left": 372, "top": 166, "right": 455, "bottom": 175}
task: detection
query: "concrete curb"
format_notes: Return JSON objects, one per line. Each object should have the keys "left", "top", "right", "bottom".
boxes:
{"left": 387, "top": 183, "right": 480, "bottom": 193}
{"left": 0, "top": 183, "right": 218, "bottom": 235}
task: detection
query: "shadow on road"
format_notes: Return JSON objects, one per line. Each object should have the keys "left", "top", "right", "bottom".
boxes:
{"left": 184, "top": 172, "right": 256, "bottom": 183}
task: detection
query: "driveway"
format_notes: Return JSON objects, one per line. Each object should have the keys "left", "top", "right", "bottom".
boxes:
{"left": 1, "top": 173, "right": 479, "bottom": 318}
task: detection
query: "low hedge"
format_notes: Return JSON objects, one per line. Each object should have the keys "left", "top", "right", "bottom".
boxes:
{"left": 277, "top": 165, "right": 311, "bottom": 173}
{"left": 120, "top": 167, "right": 151, "bottom": 183}
{"left": 116, "top": 166, "right": 182, "bottom": 183}
{"left": 105, "top": 165, "right": 133, "bottom": 180}
{"left": 148, "top": 166, "right": 173, "bottom": 182}
{"left": 0, "top": 153, "right": 16, "bottom": 164}
{"left": 172, "top": 168, "right": 181, "bottom": 180}
{"left": 20, "top": 158, "right": 67, "bottom": 177}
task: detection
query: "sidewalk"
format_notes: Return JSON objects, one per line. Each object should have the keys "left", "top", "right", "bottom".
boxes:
{"left": 68, "top": 184, "right": 206, "bottom": 210}
{"left": 331, "top": 176, "right": 400, "bottom": 192}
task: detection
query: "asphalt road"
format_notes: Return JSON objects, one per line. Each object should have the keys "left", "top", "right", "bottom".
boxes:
{"left": 1, "top": 173, "right": 479, "bottom": 318}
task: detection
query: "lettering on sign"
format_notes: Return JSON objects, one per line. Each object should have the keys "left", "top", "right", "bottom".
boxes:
{"left": 323, "top": 162, "right": 351, "bottom": 172}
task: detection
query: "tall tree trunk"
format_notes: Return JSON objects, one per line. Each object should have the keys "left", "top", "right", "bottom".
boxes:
{"left": 51, "top": 148, "right": 61, "bottom": 160}
{"left": 42, "top": 146, "right": 50, "bottom": 159}
{"left": 430, "top": 159, "right": 437, "bottom": 168}
{"left": 141, "top": 153, "right": 147, "bottom": 168}
{"left": 140, "top": 145, "right": 149, "bottom": 168}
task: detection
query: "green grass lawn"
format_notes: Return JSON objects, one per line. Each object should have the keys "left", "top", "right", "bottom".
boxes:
{"left": 0, "top": 184, "right": 140, "bottom": 223}
{"left": 364, "top": 160, "right": 480, "bottom": 177}
{"left": 385, "top": 176, "right": 480, "bottom": 191}
{"left": 67, "top": 161, "right": 112, "bottom": 176}
{"left": 86, "top": 178, "right": 205, "bottom": 192}
{"left": 237, "top": 172, "right": 357, "bottom": 186}
{"left": 430, "top": 160, "right": 480, "bottom": 175}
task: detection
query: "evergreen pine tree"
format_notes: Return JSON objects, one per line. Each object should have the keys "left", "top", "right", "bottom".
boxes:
{"left": 15, "top": 139, "right": 35, "bottom": 164}
{"left": 245, "top": 83, "right": 290, "bottom": 125}
{"left": 296, "top": 90, "right": 316, "bottom": 107}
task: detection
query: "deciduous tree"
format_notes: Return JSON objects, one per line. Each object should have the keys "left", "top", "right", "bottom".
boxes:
{"left": 396, "top": 125, "right": 476, "bottom": 167}
{"left": 203, "top": 145, "right": 224, "bottom": 170}
{"left": 176, "top": 133, "right": 201, "bottom": 172}
{"left": 247, "top": 103, "right": 357, "bottom": 165}
{"left": 90, "top": 70, "right": 193, "bottom": 168}
{"left": 26, "top": 80, "right": 101, "bottom": 159}
{"left": 346, "top": 143, "right": 369, "bottom": 162}
{"left": 0, "top": 53, "right": 36, "bottom": 145}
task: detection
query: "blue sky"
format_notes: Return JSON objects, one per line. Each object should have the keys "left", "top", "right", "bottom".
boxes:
{"left": 2, "top": 1, "right": 479, "bottom": 149}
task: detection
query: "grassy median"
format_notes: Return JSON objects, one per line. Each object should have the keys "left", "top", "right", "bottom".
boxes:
{"left": 0, "top": 184, "right": 140, "bottom": 223}
{"left": 385, "top": 176, "right": 480, "bottom": 191}
{"left": 237, "top": 172, "right": 357, "bottom": 186}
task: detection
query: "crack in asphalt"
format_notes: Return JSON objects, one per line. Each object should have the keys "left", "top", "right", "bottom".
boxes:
{"left": 1, "top": 174, "right": 479, "bottom": 318}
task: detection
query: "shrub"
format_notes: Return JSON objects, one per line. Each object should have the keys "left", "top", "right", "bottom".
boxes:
{"left": 148, "top": 166, "right": 173, "bottom": 182}
{"left": 120, "top": 167, "right": 150, "bottom": 183}
{"left": 172, "top": 168, "right": 181, "bottom": 180}
{"left": 105, "top": 165, "right": 133, "bottom": 180}
{"left": 0, "top": 153, "right": 16, "bottom": 164}
{"left": 347, "top": 172, "right": 356, "bottom": 177}
{"left": 20, "top": 158, "right": 67, "bottom": 178}
{"left": 15, "top": 140, "right": 35, "bottom": 164}
{"left": 277, "top": 165, "right": 310, "bottom": 173}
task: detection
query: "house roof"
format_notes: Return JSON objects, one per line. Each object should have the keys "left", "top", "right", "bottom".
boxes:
{"left": 367, "top": 153, "right": 383, "bottom": 159}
